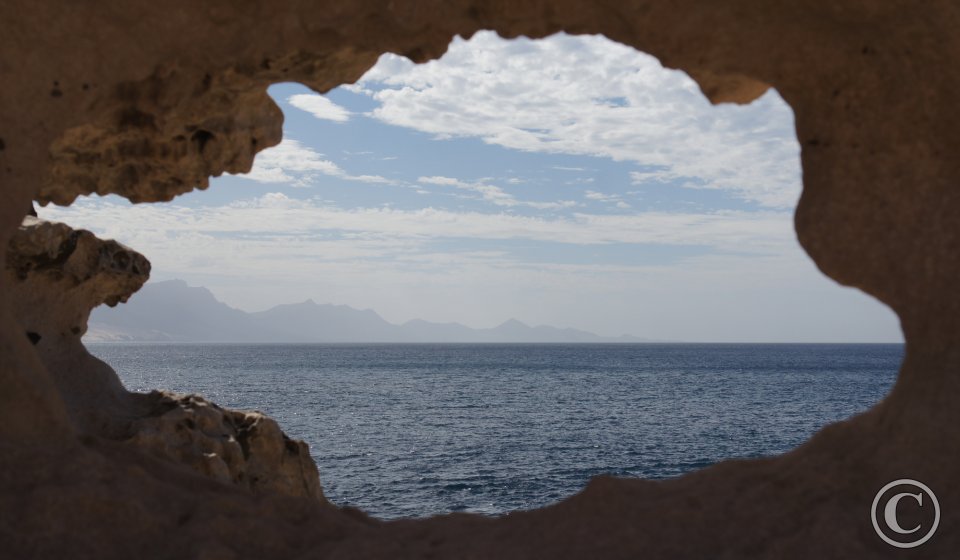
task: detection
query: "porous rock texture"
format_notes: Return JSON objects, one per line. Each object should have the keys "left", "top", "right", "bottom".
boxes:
{"left": 1, "top": 1, "right": 958, "bottom": 558}
{"left": 3, "top": 217, "right": 323, "bottom": 501}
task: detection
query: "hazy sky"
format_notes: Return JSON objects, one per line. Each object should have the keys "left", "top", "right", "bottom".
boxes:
{"left": 42, "top": 32, "right": 902, "bottom": 342}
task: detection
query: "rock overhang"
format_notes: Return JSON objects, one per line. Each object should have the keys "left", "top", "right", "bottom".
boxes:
{"left": 1, "top": 1, "right": 958, "bottom": 558}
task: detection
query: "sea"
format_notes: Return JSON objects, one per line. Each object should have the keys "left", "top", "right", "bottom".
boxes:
{"left": 88, "top": 343, "right": 902, "bottom": 519}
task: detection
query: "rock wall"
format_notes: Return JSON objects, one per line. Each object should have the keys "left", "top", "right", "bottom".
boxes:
{"left": 1, "top": 1, "right": 959, "bottom": 558}
{"left": 4, "top": 217, "right": 322, "bottom": 500}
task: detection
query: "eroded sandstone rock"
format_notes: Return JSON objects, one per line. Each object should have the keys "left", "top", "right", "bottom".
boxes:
{"left": 131, "top": 391, "right": 323, "bottom": 500}
{"left": 2, "top": 1, "right": 959, "bottom": 558}
{"left": 5, "top": 216, "right": 149, "bottom": 437}
{"left": 4, "top": 217, "right": 323, "bottom": 501}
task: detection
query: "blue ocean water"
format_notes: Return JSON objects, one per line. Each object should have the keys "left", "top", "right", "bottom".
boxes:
{"left": 89, "top": 343, "right": 901, "bottom": 519}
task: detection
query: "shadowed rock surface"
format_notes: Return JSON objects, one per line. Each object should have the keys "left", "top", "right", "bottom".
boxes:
{"left": 4, "top": 218, "right": 323, "bottom": 500}
{"left": 130, "top": 391, "right": 323, "bottom": 500}
{"left": 1, "top": 1, "right": 959, "bottom": 558}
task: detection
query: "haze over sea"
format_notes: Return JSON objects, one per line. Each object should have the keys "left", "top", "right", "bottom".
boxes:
{"left": 90, "top": 342, "right": 901, "bottom": 519}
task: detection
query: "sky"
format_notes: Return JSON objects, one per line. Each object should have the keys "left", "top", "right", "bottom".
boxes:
{"left": 41, "top": 32, "right": 902, "bottom": 342}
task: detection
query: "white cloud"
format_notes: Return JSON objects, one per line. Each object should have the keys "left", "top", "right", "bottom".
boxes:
{"left": 243, "top": 139, "right": 337, "bottom": 185}
{"left": 39, "top": 196, "right": 899, "bottom": 342}
{"left": 287, "top": 94, "right": 351, "bottom": 122}
{"left": 226, "top": 191, "right": 307, "bottom": 209}
{"left": 358, "top": 32, "right": 800, "bottom": 208}
{"left": 39, "top": 34, "right": 900, "bottom": 342}
{"left": 239, "top": 139, "right": 395, "bottom": 186}
{"left": 42, "top": 194, "right": 793, "bottom": 253}
{"left": 585, "top": 190, "right": 617, "bottom": 201}
{"left": 418, "top": 176, "right": 463, "bottom": 187}
{"left": 418, "top": 175, "right": 576, "bottom": 210}
{"left": 584, "top": 189, "right": 631, "bottom": 209}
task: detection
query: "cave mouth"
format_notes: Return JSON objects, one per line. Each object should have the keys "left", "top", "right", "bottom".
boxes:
{"left": 37, "top": 31, "right": 902, "bottom": 519}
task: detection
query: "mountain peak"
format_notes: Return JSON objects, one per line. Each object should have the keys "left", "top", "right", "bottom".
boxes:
{"left": 87, "top": 279, "right": 649, "bottom": 343}
{"left": 154, "top": 279, "right": 189, "bottom": 287}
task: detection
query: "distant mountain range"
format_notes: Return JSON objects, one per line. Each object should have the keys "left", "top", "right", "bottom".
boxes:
{"left": 85, "top": 280, "right": 652, "bottom": 343}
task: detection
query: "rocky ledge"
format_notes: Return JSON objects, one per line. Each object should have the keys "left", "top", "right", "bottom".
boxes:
{"left": 5, "top": 217, "right": 322, "bottom": 501}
